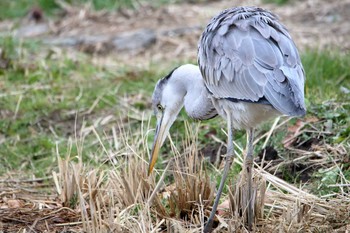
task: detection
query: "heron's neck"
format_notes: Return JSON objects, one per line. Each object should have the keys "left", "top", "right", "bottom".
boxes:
{"left": 173, "top": 65, "right": 217, "bottom": 120}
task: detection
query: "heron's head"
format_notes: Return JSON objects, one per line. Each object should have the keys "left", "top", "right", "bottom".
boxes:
{"left": 148, "top": 66, "right": 187, "bottom": 175}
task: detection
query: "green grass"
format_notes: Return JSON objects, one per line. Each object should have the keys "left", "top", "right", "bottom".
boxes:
{"left": 0, "top": 0, "right": 183, "bottom": 20}
{"left": 0, "top": 0, "right": 140, "bottom": 19}
{"left": 303, "top": 50, "right": 350, "bottom": 103}
{"left": 0, "top": 37, "right": 161, "bottom": 175}
{"left": 303, "top": 50, "right": 350, "bottom": 144}
{"left": 263, "top": 0, "right": 289, "bottom": 5}
{"left": 0, "top": 0, "right": 60, "bottom": 19}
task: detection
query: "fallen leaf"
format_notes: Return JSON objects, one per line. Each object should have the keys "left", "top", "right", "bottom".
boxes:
{"left": 305, "top": 116, "right": 319, "bottom": 123}
{"left": 7, "top": 199, "right": 22, "bottom": 208}
{"left": 217, "top": 199, "right": 230, "bottom": 216}
{"left": 283, "top": 120, "right": 305, "bottom": 147}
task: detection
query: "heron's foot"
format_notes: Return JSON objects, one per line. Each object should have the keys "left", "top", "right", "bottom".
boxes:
{"left": 204, "top": 210, "right": 222, "bottom": 232}
{"left": 203, "top": 220, "right": 213, "bottom": 233}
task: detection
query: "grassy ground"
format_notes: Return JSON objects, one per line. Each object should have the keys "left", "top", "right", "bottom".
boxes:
{"left": 1, "top": 36, "right": 348, "bottom": 175}
{"left": 0, "top": 1, "right": 349, "bottom": 232}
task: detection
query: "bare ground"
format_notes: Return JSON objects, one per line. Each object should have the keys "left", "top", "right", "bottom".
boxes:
{"left": 2, "top": 0, "right": 349, "bottom": 64}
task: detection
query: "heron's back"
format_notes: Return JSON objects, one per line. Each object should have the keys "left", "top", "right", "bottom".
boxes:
{"left": 198, "top": 6, "right": 306, "bottom": 118}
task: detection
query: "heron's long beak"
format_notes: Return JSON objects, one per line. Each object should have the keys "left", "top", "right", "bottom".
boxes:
{"left": 148, "top": 112, "right": 173, "bottom": 175}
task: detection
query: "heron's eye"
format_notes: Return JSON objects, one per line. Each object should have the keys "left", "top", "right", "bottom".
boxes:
{"left": 157, "top": 104, "right": 164, "bottom": 111}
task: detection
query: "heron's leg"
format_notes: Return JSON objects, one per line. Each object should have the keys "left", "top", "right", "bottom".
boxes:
{"left": 246, "top": 128, "right": 254, "bottom": 231}
{"left": 204, "top": 111, "right": 234, "bottom": 233}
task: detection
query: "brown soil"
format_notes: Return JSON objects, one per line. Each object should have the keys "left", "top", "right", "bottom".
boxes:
{"left": 69, "top": 0, "right": 350, "bottom": 61}
{"left": 2, "top": 0, "right": 348, "bottom": 64}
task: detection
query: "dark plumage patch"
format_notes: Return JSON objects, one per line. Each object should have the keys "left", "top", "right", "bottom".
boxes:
{"left": 163, "top": 66, "right": 178, "bottom": 81}
{"left": 201, "top": 107, "right": 218, "bottom": 120}
{"left": 155, "top": 66, "right": 178, "bottom": 92}
{"left": 226, "top": 96, "right": 272, "bottom": 105}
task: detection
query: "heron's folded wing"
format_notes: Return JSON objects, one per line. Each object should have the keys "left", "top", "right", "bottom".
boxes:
{"left": 198, "top": 8, "right": 306, "bottom": 116}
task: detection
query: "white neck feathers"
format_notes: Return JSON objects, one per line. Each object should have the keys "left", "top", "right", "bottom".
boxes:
{"left": 170, "top": 65, "right": 217, "bottom": 120}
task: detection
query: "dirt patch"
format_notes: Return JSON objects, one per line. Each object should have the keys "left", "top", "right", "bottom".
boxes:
{"left": 1, "top": 208, "right": 80, "bottom": 232}
{"left": 1, "top": 0, "right": 349, "bottom": 64}
{"left": 0, "top": 181, "right": 81, "bottom": 232}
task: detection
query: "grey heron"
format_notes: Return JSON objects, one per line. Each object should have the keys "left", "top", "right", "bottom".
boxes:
{"left": 148, "top": 6, "right": 305, "bottom": 232}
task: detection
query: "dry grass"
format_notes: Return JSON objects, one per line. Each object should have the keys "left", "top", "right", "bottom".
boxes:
{"left": 50, "top": 120, "right": 218, "bottom": 232}
{"left": 41, "top": 117, "right": 348, "bottom": 232}
{"left": 0, "top": 114, "right": 349, "bottom": 232}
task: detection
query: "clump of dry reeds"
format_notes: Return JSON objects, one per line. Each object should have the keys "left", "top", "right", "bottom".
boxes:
{"left": 52, "top": 117, "right": 350, "bottom": 232}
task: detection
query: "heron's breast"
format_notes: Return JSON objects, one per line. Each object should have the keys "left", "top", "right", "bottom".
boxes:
{"left": 212, "top": 98, "right": 281, "bottom": 130}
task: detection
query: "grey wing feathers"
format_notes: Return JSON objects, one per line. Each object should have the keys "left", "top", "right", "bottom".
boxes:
{"left": 198, "top": 6, "right": 306, "bottom": 117}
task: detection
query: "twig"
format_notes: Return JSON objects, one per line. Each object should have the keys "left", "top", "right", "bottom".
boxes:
{"left": 55, "top": 221, "right": 83, "bottom": 226}
{"left": 328, "top": 184, "right": 350, "bottom": 187}
{"left": 0, "top": 85, "right": 51, "bottom": 98}
{"left": 2, "top": 216, "right": 30, "bottom": 224}
{"left": 13, "top": 95, "right": 23, "bottom": 120}
{"left": 147, "top": 163, "right": 170, "bottom": 206}
{"left": 263, "top": 117, "right": 280, "bottom": 148}
{"left": 253, "top": 117, "right": 291, "bottom": 146}
{"left": 85, "top": 94, "right": 104, "bottom": 115}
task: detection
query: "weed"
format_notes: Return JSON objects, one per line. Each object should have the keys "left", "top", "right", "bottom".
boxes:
{"left": 263, "top": 0, "right": 289, "bottom": 5}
